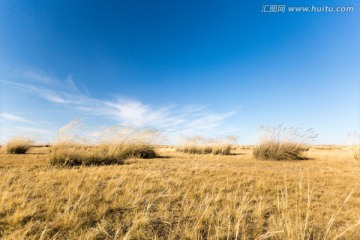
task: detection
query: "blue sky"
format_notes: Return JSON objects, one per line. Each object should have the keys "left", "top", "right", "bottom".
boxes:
{"left": 0, "top": 0, "right": 359, "bottom": 144}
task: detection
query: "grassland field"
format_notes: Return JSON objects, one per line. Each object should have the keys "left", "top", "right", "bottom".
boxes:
{"left": 0, "top": 145, "right": 360, "bottom": 239}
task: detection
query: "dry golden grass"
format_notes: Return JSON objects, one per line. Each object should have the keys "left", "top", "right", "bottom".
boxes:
{"left": 176, "top": 136, "right": 235, "bottom": 155}
{"left": 2, "top": 137, "right": 34, "bottom": 154}
{"left": 1, "top": 146, "right": 360, "bottom": 239}
{"left": 253, "top": 125, "right": 317, "bottom": 160}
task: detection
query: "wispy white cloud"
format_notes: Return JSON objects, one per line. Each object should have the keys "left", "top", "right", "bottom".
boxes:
{"left": 0, "top": 113, "right": 33, "bottom": 123}
{"left": 23, "top": 70, "right": 54, "bottom": 84}
{"left": 3, "top": 73, "right": 237, "bottom": 141}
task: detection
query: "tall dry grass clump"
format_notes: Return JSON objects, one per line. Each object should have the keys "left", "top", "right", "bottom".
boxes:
{"left": 253, "top": 125, "right": 317, "bottom": 160}
{"left": 176, "top": 136, "right": 236, "bottom": 155}
{"left": 347, "top": 132, "right": 360, "bottom": 161}
{"left": 3, "top": 137, "right": 34, "bottom": 154}
{"left": 50, "top": 120, "right": 157, "bottom": 166}
{"left": 354, "top": 138, "right": 360, "bottom": 161}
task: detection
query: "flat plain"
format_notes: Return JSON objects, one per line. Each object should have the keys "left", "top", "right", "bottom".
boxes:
{"left": 1, "top": 146, "right": 360, "bottom": 239}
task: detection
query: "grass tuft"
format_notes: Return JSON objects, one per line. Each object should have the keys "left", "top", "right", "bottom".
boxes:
{"left": 253, "top": 125, "right": 317, "bottom": 160}
{"left": 176, "top": 136, "right": 236, "bottom": 155}
{"left": 4, "top": 137, "right": 34, "bottom": 154}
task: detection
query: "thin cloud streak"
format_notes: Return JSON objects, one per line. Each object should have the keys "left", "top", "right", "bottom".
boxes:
{"left": 23, "top": 71, "right": 54, "bottom": 84}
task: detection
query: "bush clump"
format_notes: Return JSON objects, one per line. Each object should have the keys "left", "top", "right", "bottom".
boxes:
{"left": 349, "top": 133, "right": 360, "bottom": 161}
{"left": 50, "top": 120, "right": 157, "bottom": 166}
{"left": 253, "top": 125, "right": 317, "bottom": 160}
{"left": 354, "top": 148, "right": 360, "bottom": 161}
{"left": 4, "top": 138, "right": 34, "bottom": 154}
{"left": 50, "top": 142, "right": 156, "bottom": 166}
{"left": 176, "top": 136, "right": 235, "bottom": 155}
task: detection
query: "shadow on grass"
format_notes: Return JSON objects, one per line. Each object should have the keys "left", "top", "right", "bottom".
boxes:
{"left": 258, "top": 157, "right": 314, "bottom": 161}
{"left": 26, "top": 152, "right": 49, "bottom": 155}
{"left": 155, "top": 155, "right": 173, "bottom": 159}
{"left": 228, "top": 153, "right": 246, "bottom": 156}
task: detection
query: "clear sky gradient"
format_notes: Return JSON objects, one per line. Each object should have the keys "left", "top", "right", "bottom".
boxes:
{"left": 0, "top": 0, "right": 359, "bottom": 144}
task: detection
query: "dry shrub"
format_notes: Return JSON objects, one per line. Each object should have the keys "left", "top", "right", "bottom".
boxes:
{"left": 50, "top": 120, "right": 157, "bottom": 166}
{"left": 351, "top": 133, "right": 360, "bottom": 161}
{"left": 176, "top": 136, "right": 236, "bottom": 155}
{"left": 253, "top": 125, "right": 317, "bottom": 160}
{"left": 354, "top": 147, "right": 360, "bottom": 161}
{"left": 348, "top": 132, "right": 360, "bottom": 161}
{"left": 4, "top": 137, "right": 34, "bottom": 154}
